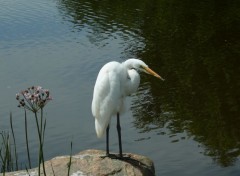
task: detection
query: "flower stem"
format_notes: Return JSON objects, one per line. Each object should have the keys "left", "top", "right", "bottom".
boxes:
{"left": 40, "top": 108, "right": 46, "bottom": 176}
{"left": 34, "top": 112, "right": 42, "bottom": 176}
{"left": 24, "top": 110, "right": 31, "bottom": 169}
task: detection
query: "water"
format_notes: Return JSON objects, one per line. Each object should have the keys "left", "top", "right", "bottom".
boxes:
{"left": 0, "top": 0, "right": 240, "bottom": 175}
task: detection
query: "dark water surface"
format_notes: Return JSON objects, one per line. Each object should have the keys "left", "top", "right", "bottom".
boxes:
{"left": 1, "top": 0, "right": 240, "bottom": 175}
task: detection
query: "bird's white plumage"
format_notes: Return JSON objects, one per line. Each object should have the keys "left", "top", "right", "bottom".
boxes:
{"left": 92, "top": 62, "right": 122, "bottom": 137}
{"left": 92, "top": 59, "right": 158, "bottom": 138}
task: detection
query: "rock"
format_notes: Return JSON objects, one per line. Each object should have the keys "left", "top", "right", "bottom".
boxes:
{"left": 4, "top": 149, "right": 155, "bottom": 176}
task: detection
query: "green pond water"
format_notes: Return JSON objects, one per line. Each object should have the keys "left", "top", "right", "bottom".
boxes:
{"left": 0, "top": 0, "right": 239, "bottom": 175}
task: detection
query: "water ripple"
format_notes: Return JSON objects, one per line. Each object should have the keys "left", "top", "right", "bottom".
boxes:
{"left": 0, "top": 0, "right": 70, "bottom": 49}
{"left": 57, "top": 0, "right": 145, "bottom": 53}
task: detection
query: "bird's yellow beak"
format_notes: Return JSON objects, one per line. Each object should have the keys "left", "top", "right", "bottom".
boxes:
{"left": 143, "top": 66, "right": 165, "bottom": 81}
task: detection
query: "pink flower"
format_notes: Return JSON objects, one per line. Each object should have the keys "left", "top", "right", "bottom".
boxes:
{"left": 16, "top": 86, "right": 52, "bottom": 112}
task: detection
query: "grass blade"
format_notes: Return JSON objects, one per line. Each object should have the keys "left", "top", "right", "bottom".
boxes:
{"left": 50, "top": 161, "right": 56, "bottom": 176}
{"left": 10, "top": 112, "right": 18, "bottom": 170}
{"left": 67, "top": 141, "right": 73, "bottom": 176}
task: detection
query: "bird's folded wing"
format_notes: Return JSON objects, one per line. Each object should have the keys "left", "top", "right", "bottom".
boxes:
{"left": 92, "top": 69, "right": 122, "bottom": 137}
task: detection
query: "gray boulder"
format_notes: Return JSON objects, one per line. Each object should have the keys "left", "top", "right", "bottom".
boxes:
{"left": 4, "top": 149, "right": 155, "bottom": 176}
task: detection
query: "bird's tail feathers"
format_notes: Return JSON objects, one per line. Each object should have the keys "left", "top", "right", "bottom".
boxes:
{"left": 95, "top": 119, "right": 105, "bottom": 138}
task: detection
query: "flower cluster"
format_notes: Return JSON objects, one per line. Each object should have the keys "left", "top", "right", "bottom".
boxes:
{"left": 16, "top": 86, "right": 52, "bottom": 112}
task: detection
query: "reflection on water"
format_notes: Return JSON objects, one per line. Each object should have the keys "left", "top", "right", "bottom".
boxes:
{"left": 60, "top": 0, "right": 240, "bottom": 167}
{"left": 133, "top": 0, "right": 240, "bottom": 167}
{"left": 0, "top": 0, "right": 240, "bottom": 175}
{"left": 58, "top": 0, "right": 146, "bottom": 56}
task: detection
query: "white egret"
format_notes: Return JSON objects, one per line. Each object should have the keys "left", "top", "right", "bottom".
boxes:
{"left": 92, "top": 58, "right": 164, "bottom": 157}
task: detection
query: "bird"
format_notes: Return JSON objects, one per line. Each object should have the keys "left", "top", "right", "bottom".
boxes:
{"left": 91, "top": 58, "right": 164, "bottom": 158}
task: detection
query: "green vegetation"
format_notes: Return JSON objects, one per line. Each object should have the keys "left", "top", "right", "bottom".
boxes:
{"left": 1, "top": 86, "right": 74, "bottom": 175}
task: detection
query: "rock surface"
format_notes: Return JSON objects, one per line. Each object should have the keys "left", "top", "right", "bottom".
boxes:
{"left": 4, "top": 149, "right": 155, "bottom": 176}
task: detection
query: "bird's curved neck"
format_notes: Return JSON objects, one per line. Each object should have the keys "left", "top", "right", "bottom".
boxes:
{"left": 124, "top": 69, "right": 140, "bottom": 96}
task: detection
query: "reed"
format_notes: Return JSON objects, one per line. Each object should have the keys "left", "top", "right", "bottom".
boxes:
{"left": 0, "top": 130, "right": 18, "bottom": 174}
{"left": 10, "top": 112, "right": 18, "bottom": 171}
{"left": 67, "top": 141, "right": 73, "bottom": 176}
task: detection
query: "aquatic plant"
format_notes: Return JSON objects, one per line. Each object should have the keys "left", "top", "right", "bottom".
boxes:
{"left": 0, "top": 114, "right": 18, "bottom": 175}
{"left": 16, "top": 86, "right": 52, "bottom": 176}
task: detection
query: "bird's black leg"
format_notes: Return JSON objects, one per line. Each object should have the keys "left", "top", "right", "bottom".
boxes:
{"left": 117, "top": 113, "right": 123, "bottom": 158}
{"left": 106, "top": 124, "right": 110, "bottom": 156}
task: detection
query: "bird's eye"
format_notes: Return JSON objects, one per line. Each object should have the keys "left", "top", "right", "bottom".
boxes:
{"left": 130, "top": 67, "right": 136, "bottom": 70}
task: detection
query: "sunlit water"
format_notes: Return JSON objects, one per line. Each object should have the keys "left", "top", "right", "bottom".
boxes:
{"left": 0, "top": 0, "right": 239, "bottom": 175}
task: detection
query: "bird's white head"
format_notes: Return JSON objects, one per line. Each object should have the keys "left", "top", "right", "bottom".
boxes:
{"left": 124, "top": 58, "right": 165, "bottom": 80}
